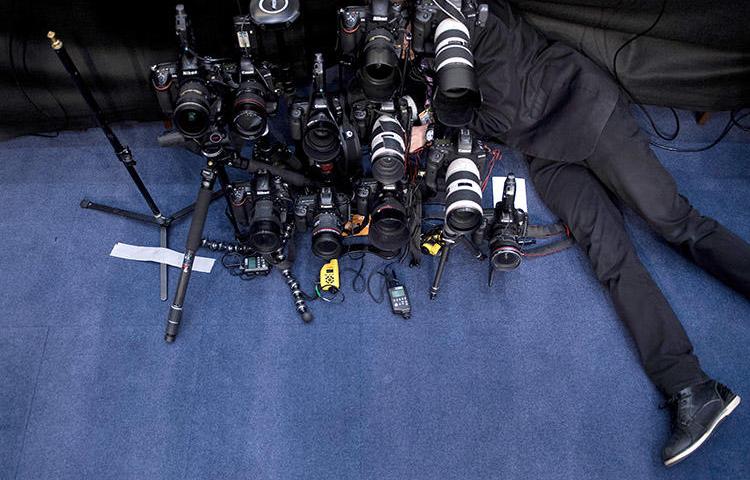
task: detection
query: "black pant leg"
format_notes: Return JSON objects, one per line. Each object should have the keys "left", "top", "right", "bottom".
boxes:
{"left": 584, "top": 100, "right": 750, "bottom": 298}
{"left": 529, "top": 157, "right": 709, "bottom": 395}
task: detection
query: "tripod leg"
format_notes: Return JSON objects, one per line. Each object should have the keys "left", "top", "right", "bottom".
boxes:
{"left": 160, "top": 225, "right": 168, "bottom": 301}
{"left": 430, "top": 242, "right": 453, "bottom": 300}
{"left": 460, "top": 236, "right": 486, "bottom": 261}
{"left": 165, "top": 168, "right": 216, "bottom": 343}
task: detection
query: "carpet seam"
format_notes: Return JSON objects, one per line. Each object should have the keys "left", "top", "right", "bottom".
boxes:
{"left": 13, "top": 326, "right": 50, "bottom": 480}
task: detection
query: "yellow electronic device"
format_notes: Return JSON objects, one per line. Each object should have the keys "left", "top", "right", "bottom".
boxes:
{"left": 420, "top": 230, "right": 444, "bottom": 256}
{"left": 319, "top": 259, "right": 340, "bottom": 292}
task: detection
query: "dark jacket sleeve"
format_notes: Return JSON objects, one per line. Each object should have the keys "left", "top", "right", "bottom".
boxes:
{"left": 469, "top": 2, "right": 620, "bottom": 162}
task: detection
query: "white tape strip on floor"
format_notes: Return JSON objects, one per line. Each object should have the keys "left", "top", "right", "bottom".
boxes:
{"left": 109, "top": 242, "right": 215, "bottom": 273}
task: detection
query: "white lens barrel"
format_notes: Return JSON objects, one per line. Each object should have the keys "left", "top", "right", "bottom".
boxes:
{"left": 444, "top": 157, "right": 483, "bottom": 233}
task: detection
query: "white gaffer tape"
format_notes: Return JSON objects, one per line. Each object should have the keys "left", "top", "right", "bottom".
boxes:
{"left": 110, "top": 243, "right": 215, "bottom": 273}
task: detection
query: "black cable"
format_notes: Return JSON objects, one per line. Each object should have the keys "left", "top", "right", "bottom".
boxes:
{"left": 611, "top": 0, "right": 680, "bottom": 143}
{"left": 342, "top": 251, "right": 367, "bottom": 293}
{"left": 367, "top": 268, "right": 387, "bottom": 303}
{"left": 365, "top": 259, "right": 401, "bottom": 304}
{"left": 612, "top": 0, "right": 667, "bottom": 89}
{"left": 649, "top": 110, "right": 749, "bottom": 153}
{"left": 609, "top": 0, "right": 746, "bottom": 152}
{"left": 732, "top": 110, "right": 750, "bottom": 132}
{"left": 8, "top": 32, "right": 60, "bottom": 137}
{"left": 23, "top": 33, "right": 70, "bottom": 133}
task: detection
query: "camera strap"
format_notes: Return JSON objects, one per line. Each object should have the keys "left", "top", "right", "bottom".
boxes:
{"left": 523, "top": 221, "right": 576, "bottom": 258}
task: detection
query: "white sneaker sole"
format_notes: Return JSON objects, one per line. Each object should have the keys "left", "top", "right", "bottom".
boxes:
{"left": 663, "top": 394, "right": 741, "bottom": 467}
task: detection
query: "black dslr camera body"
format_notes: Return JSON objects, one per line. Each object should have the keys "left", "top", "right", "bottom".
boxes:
{"left": 473, "top": 174, "right": 529, "bottom": 274}
{"left": 338, "top": 0, "right": 409, "bottom": 101}
{"left": 151, "top": 4, "right": 291, "bottom": 142}
{"left": 294, "top": 187, "right": 351, "bottom": 260}
{"left": 289, "top": 53, "right": 360, "bottom": 179}
{"left": 228, "top": 172, "right": 293, "bottom": 254}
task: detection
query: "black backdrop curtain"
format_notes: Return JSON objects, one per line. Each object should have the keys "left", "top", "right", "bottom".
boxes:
{"left": 1, "top": 0, "right": 748, "bottom": 140}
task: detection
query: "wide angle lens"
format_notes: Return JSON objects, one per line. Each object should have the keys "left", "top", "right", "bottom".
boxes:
{"left": 174, "top": 80, "right": 211, "bottom": 138}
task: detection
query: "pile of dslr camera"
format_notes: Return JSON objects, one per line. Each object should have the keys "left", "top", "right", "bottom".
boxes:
{"left": 152, "top": 0, "right": 570, "bottom": 342}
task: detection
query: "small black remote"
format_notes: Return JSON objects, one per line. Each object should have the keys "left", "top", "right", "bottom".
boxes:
{"left": 386, "top": 272, "right": 411, "bottom": 319}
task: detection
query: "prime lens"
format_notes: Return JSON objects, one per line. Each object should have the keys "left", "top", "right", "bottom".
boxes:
{"left": 312, "top": 211, "right": 344, "bottom": 259}
{"left": 233, "top": 81, "right": 268, "bottom": 140}
{"left": 490, "top": 238, "right": 523, "bottom": 271}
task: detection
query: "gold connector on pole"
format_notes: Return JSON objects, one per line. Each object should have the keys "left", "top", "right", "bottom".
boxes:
{"left": 47, "top": 31, "right": 63, "bottom": 50}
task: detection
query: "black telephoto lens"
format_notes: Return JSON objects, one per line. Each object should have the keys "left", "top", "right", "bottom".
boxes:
{"left": 369, "top": 195, "right": 410, "bottom": 251}
{"left": 233, "top": 81, "right": 268, "bottom": 140}
{"left": 444, "top": 157, "right": 483, "bottom": 234}
{"left": 360, "top": 28, "right": 399, "bottom": 100}
{"left": 312, "top": 211, "right": 344, "bottom": 259}
{"left": 174, "top": 80, "right": 211, "bottom": 138}
{"left": 370, "top": 115, "right": 406, "bottom": 185}
{"left": 248, "top": 197, "right": 282, "bottom": 254}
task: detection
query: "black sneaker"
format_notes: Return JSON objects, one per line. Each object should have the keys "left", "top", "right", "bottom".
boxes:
{"left": 662, "top": 380, "right": 741, "bottom": 467}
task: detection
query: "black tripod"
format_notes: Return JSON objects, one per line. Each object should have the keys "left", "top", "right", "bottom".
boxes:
{"left": 163, "top": 137, "right": 317, "bottom": 343}
{"left": 429, "top": 227, "right": 486, "bottom": 300}
{"left": 47, "top": 31, "right": 222, "bottom": 300}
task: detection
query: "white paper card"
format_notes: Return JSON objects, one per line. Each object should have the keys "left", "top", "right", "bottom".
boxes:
{"left": 491, "top": 177, "right": 528, "bottom": 213}
{"left": 110, "top": 243, "right": 215, "bottom": 273}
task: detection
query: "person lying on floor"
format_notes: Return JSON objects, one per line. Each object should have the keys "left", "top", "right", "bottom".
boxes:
{"left": 410, "top": 0, "right": 748, "bottom": 467}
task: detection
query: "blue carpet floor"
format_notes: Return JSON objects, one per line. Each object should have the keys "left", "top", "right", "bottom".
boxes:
{"left": 0, "top": 108, "right": 748, "bottom": 479}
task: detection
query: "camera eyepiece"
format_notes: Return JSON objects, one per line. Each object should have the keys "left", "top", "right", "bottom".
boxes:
{"left": 174, "top": 80, "right": 211, "bottom": 138}
{"left": 444, "top": 157, "right": 483, "bottom": 234}
{"left": 370, "top": 115, "right": 406, "bottom": 185}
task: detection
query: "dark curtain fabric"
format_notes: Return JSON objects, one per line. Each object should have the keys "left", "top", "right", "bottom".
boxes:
{"left": 1, "top": 0, "right": 748, "bottom": 140}
{"left": 508, "top": 0, "right": 750, "bottom": 111}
